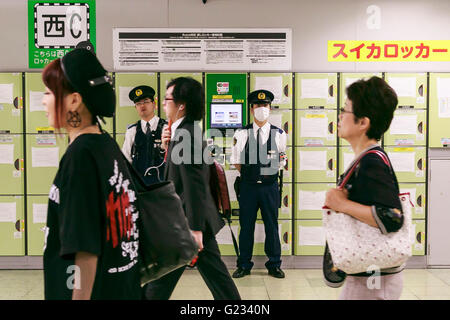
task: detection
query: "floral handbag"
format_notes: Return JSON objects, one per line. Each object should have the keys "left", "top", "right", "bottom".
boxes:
{"left": 322, "top": 150, "right": 413, "bottom": 275}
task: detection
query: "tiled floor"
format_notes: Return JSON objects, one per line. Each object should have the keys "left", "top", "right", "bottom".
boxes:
{"left": 1, "top": 268, "right": 450, "bottom": 300}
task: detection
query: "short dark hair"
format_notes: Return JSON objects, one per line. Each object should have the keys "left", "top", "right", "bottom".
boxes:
{"left": 167, "top": 77, "right": 204, "bottom": 121}
{"left": 346, "top": 76, "right": 398, "bottom": 140}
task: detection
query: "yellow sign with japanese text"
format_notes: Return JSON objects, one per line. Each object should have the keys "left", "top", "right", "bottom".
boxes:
{"left": 328, "top": 41, "right": 450, "bottom": 62}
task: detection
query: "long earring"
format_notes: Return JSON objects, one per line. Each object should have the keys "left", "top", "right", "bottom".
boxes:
{"left": 67, "top": 111, "right": 82, "bottom": 128}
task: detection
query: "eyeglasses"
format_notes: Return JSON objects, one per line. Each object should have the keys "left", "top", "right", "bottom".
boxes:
{"left": 135, "top": 99, "right": 153, "bottom": 107}
{"left": 339, "top": 107, "right": 354, "bottom": 114}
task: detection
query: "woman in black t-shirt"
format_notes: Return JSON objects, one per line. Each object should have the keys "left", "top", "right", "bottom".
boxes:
{"left": 41, "top": 49, "right": 141, "bottom": 300}
{"left": 324, "top": 77, "right": 405, "bottom": 300}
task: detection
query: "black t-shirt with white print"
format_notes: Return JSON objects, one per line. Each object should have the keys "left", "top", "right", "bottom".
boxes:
{"left": 44, "top": 133, "right": 141, "bottom": 300}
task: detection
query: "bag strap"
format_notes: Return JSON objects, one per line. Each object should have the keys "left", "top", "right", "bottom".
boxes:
{"left": 338, "top": 149, "right": 391, "bottom": 189}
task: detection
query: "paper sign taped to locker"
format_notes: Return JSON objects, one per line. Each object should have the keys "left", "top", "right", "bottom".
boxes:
{"left": 31, "top": 147, "right": 59, "bottom": 167}
{"left": 298, "top": 190, "right": 326, "bottom": 211}
{"left": 0, "top": 144, "right": 14, "bottom": 164}
{"left": 33, "top": 203, "right": 48, "bottom": 224}
{"left": 439, "top": 98, "right": 450, "bottom": 118}
{"left": 0, "top": 83, "right": 14, "bottom": 104}
{"left": 300, "top": 117, "right": 327, "bottom": 138}
{"left": 437, "top": 78, "right": 450, "bottom": 98}
{"left": 387, "top": 77, "right": 416, "bottom": 98}
{"left": 216, "top": 224, "right": 238, "bottom": 245}
{"left": 389, "top": 115, "right": 417, "bottom": 135}
{"left": 0, "top": 202, "right": 17, "bottom": 223}
{"left": 254, "top": 76, "right": 283, "bottom": 104}
{"left": 301, "top": 78, "right": 328, "bottom": 99}
{"left": 298, "top": 226, "right": 325, "bottom": 246}
{"left": 400, "top": 188, "right": 417, "bottom": 207}
{"left": 268, "top": 114, "right": 283, "bottom": 130}
{"left": 388, "top": 152, "right": 415, "bottom": 172}
{"left": 299, "top": 150, "right": 327, "bottom": 171}
{"left": 119, "top": 86, "right": 135, "bottom": 107}
{"left": 29, "top": 91, "right": 45, "bottom": 112}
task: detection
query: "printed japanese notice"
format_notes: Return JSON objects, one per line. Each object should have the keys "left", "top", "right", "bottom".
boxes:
{"left": 113, "top": 28, "right": 292, "bottom": 71}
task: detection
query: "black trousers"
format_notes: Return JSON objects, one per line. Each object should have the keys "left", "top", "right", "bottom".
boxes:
{"left": 142, "top": 235, "right": 241, "bottom": 300}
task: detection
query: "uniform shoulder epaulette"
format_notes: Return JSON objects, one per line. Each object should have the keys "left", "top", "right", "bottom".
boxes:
{"left": 270, "top": 124, "right": 283, "bottom": 134}
{"left": 127, "top": 122, "right": 138, "bottom": 130}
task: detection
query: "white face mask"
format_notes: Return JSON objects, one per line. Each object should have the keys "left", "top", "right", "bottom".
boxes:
{"left": 254, "top": 106, "right": 270, "bottom": 122}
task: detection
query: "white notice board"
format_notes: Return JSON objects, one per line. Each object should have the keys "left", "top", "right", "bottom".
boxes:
{"left": 113, "top": 28, "right": 292, "bottom": 71}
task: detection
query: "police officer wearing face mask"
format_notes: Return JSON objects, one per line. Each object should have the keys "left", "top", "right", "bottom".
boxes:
{"left": 230, "top": 89, "right": 288, "bottom": 279}
{"left": 122, "top": 85, "right": 167, "bottom": 185}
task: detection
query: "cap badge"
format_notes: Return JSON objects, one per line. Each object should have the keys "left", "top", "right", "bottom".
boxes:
{"left": 258, "top": 92, "right": 266, "bottom": 100}
{"left": 136, "top": 89, "right": 143, "bottom": 97}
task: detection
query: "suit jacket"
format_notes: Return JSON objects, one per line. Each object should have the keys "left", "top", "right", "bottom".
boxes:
{"left": 164, "top": 118, "right": 225, "bottom": 237}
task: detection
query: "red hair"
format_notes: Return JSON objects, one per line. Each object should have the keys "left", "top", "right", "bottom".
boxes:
{"left": 42, "top": 59, "right": 75, "bottom": 129}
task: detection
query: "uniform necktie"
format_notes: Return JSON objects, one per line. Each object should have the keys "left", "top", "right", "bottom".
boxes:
{"left": 256, "top": 128, "right": 261, "bottom": 163}
{"left": 146, "top": 122, "right": 151, "bottom": 137}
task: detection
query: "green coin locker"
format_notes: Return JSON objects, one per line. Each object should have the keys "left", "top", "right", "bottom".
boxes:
{"left": 399, "top": 183, "right": 426, "bottom": 220}
{"left": 159, "top": 73, "right": 203, "bottom": 120}
{"left": 429, "top": 73, "right": 450, "bottom": 147}
{"left": 252, "top": 219, "right": 292, "bottom": 256}
{"left": 114, "top": 73, "right": 158, "bottom": 133}
{"left": 295, "top": 73, "right": 337, "bottom": 110}
{"left": 385, "top": 73, "right": 427, "bottom": 109}
{"left": 383, "top": 109, "right": 427, "bottom": 146}
{"left": 294, "top": 219, "right": 325, "bottom": 256}
{"left": 217, "top": 219, "right": 240, "bottom": 256}
{"left": 295, "top": 146, "right": 337, "bottom": 183}
{"left": 295, "top": 183, "right": 336, "bottom": 219}
{"left": 411, "top": 219, "right": 425, "bottom": 256}
{"left": 0, "top": 134, "right": 24, "bottom": 194}
{"left": 205, "top": 73, "right": 247, "bottom": 131}
{"left": 249, "top": 109, "right": 293, "bottom": 145}
{"left": 26, "top": 195, "right": 48, "bottom": 256}
{"left": 0, "top": 73, "right": 23, "bottom": 133}
{"left": 26, "top": 134, "right": 68, "bottom": 195}
{"left": 0, "top": 195, "right": 25, "bottom": 256}
{"left": 283, "top": 146, "right": 292, "bottom": 182}
{"left": 249, "top": 73, "right": 292, "bottom": 110}
{"left": 385, "top": 146, "right": 426, "bottom": 182}
{"left": 338, "top": 145, "right": 355, "bottom": 176}
{"left": 295, "top": 109, "right": 337, "bottom": 146}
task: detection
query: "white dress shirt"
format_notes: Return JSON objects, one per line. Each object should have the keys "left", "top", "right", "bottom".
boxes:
{"left": 122, "top": 116, "right": 160, "bottom": 163}
{"left": 230, "top": 121, "right": 287, "bottom": 168}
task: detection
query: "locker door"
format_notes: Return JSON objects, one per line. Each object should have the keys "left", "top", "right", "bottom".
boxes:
{"left": 384, "top": 109, "right": 426, "bottom": 146}
{"left": 0, "top": 134, "right": 24, "bottom": 194}
{"left": 26, "top": 195, "right": 48, "bottom": 256}
{"left": 283, "top": 146, "right": 292, "bottom": 182}
{"left": 295, "top": 183, "right": 335, "bottom": 219}
{"left": 217, "top": 220, "right": 240, "bottom": 256}
{"left": 0, "top": 196, "right": 25, "bottom": 256}
{"left": 385, "top": 147, "right": 426, "bottom": 182}
{"left": 0, "top": 73, "right": 23, "bottom": 133}
{"left": 252, "top": 219, "right": 292, "bottom": 256}
{"left": 25, "top": 73, "right": 49, "bottom": 134}
{"left": 160, "top": 73, "right": 203, "bottom": 119}
{"left": 250, "top": 73, "right": 292, "bottom": 109}
{"left": 295, "top": 109, "right": 337, "bottom": 146}
{"left": 385, "top": 73, "right": 427, "bottom": 108}
{"left": 429, "top": 73, "right": 450, "bottom": 147}
{"left": 295, "top": 73, "right": 337, "bottom": 110}
{"left": 250, "top": 109, "right": 292, "bottom": 145}
{"left": 115, "top": 73, "right": 158, "bottom": 133}
{"left": 295, "top": 147, "right": 337, "bottom": 183}
{"left": 399, "top": 183, "right": 426, "bottom": 220}
{"left": 26, "top": 134, "right": 68, "bottom": 194}
{"left": 295, "top": 219, "right": 325, "bottom": 256}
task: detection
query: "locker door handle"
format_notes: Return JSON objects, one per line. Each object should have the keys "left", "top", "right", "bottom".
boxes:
{"left": 15, "top": 220, "right": 21, "bottom": 232}
{"left": 418, "top": 84, "right": 424, "bottom": 97}
{"left": 328, "top": 122, "right": 334, "bottom": 134}
{"left": 283, "top": 122, "right": 289, "bottom": 134}
{"left": 328, "top": 159, "right": 333, "bottom": 170}
{"left": 416, "top": 232, "right": 422, "bottom": 244}
{"left": 417, "top": 158, "right": 423, "bottom": 170}
{"left": 418, "top": 122, "right": 423, "bottom": 134}
{"left": 284, "top": 84, "right": 289, "bottom": 97}
{"left": 284, "top": 160, "right": 288, "bottom": 171}
{"left": 417, "top": 195, "right": 422, "bottom": 207}
{"left": 283, "top": 232, "right": 289, "bottom": 244}
{"left": 13, "top": 97, "right": 20, "bottom": 109}
{"left": 14, "top": 159, "right": 20, "bottom": 170}
{"left": 283, "top": 195, "right": 289, "bottom": 207}
{"left": 328, "top": 84, "right": 334, "bottom": 97}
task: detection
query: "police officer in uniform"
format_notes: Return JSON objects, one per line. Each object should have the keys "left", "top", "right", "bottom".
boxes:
{"left": 122, "top": 85, "right": 167, "bottom": 185}
{"left": 230, "top": 89, "right": 287, "bottom": 279}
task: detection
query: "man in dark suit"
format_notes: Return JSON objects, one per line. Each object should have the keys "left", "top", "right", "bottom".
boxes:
{"left": 142, "top": 77, "right": 241, "bottom": 300}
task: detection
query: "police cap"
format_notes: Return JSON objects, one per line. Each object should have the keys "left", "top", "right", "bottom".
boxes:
{"left": 129, "top": 85, "right": 156, "bottom": 103}
{"left": 248, "top": 89, "right": 274, "bottom": 105}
